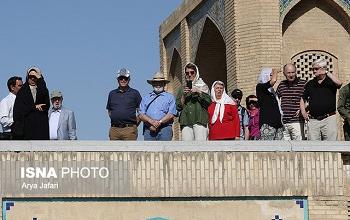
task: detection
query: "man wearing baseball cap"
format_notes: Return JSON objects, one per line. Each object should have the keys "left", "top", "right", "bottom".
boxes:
{"left": 231, "top": 89, "right": 249, "bottom": 140}
{"left": 106, "top": 68, "right": 142, "bottom": 140}
{"left": 48, "top": 90, "right": 77, "bottom": 140}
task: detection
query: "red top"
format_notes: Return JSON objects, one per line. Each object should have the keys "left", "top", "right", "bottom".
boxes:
{"left": 208, "top": 103, "right": 240, "bottom": 140}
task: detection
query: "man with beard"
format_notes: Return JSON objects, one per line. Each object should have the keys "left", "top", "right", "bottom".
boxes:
{"left": 48, "top": 90, "right": 77, "bottom": 140}
{"left": 139, "top": 72, "right": 177, "bottom": 141}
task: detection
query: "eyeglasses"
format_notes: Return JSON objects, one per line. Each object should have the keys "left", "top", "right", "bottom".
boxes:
{"left": 312, "top": 67, "right": 324, "bottom": 71}
{"left": 185, "top": 70, "right": 196, "bottom": 75}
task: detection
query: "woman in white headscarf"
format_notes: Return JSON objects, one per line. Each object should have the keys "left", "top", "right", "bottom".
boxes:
{"left": 256, "top": 68, "right": 284, "bottom": 140}
{"left": 208, "top": 81, "right": 240, "bottom": 140}
{"left": 176, "top": 62, "right": 211, "bottom": 141}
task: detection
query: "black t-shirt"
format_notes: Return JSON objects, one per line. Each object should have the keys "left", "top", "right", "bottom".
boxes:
{"left": 302, "top": 76, "right": 338, "bottom": 117}
{"left": 256, "top": 82, "right": 283, "bottom": 129}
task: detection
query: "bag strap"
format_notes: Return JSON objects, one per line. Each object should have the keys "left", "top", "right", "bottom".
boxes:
{"left": 240, "top": 106, "right": 247, "bottom": 136}
{"left": 145, "top": 94, "right": 161, "bottom": 113}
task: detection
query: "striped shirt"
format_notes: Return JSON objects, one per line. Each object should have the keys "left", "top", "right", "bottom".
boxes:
{"left": 276, "top": 78, "right": 306, "bottom": 124}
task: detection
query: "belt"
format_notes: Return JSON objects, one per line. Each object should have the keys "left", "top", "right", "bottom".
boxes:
{"left": 111, "top": 123, "right": 135, "bottom": 128}
{"left": 310, "top": 111, "right": 336, "bottom": 120}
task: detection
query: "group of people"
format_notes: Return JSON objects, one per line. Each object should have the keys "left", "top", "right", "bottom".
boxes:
{"left": 0, "top": 67, "right": 77, "bottom": 140}
{"left": 106, "top": 59, "right": 350, "bottom": 141}
{"left": 1, "top": 59, "right": 349, "bottom": 141}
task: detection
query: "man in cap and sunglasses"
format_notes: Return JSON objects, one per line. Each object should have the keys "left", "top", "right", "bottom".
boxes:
{"left": 231, "top": 89, "right": 249, "bottom": 140}
{"left": 106, "top": 68, "right": 142, "bottom": 140}
{"left": 139, "top": 72, "right": 177, "bottom": 141}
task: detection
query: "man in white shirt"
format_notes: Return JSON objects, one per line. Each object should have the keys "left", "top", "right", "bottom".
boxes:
{"left": 48, "top": 90, "right": 77, "bottom": 140}
{"left": 0, "top": 76, "right": 23, "bottom": 140}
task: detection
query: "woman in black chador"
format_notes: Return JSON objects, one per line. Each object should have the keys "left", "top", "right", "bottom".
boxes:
{"left": 12, "top": 66, "right": 50, "bottom": 140}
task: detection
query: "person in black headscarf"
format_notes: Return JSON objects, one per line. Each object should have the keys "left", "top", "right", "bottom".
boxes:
{"left": 12, "top": 66, "right": 50, "bottom": 140}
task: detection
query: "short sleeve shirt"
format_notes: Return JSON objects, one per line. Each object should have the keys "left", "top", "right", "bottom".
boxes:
{"left": 106, "top": 87, "right": 142, "bottom": 124}
{"left": 302, "top": 76, "right": 338, "bottom": 117}
{"left": 139, "top": 91, "right": 177, "bottom": 126}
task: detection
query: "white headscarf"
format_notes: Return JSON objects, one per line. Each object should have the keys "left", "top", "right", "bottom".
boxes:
{"left": 210, "top": 81, "right": 236, "bottom": 124}
{"left": 184, "top": 62, "right": 209, "bottom": 94}
{"left": 258, "top": 68, "right": 284, "bottom": 117}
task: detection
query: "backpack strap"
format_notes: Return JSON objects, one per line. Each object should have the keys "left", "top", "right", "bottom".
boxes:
{"left": 240, "top": 106, "right": 247, "bottom": 136}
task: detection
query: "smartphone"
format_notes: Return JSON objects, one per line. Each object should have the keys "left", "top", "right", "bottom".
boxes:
{"left": 186, "top": 80, "right": 192, "bottom": 89}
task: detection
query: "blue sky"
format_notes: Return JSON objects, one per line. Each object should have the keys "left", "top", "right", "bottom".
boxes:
{"left": 0, "top": 0, "right": 182, "bottom": 140}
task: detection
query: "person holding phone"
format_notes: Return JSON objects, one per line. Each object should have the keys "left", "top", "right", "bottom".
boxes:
{"left": 12, "top": 66, "right": 50, "bottom": 140}
{"left": 176, "top": 62, "right": 211, "bottom": 141}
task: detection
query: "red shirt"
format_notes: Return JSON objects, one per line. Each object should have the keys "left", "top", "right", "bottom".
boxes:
{"left": 208, "top": 103, "right": 240, "bottom": 140}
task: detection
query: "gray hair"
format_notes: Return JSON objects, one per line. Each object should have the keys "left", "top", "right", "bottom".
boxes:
{"left": 312, "top": 58, "right": 327, "bottom": 68}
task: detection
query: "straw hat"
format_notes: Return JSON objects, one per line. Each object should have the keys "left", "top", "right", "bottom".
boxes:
{"left": 147, "top": 72, "right": 170, "bottom": 85}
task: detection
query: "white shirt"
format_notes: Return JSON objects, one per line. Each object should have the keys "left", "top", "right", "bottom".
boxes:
{"left": 0, "top": 92, "right": 16, "bottom": 132}
{"left": 49, "top": 110, "right": 61, "bottom": 140}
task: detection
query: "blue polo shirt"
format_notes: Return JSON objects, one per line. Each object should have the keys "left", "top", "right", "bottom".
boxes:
{"left": 139, "top": 91, "right": 177, "bottom": 126}
{"left": 106, "top": 87, "right": 142, "bottom": 124}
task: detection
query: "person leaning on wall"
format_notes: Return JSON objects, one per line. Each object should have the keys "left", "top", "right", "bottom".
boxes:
{"left": 0, "top": 76, "right": 23, "bottom": 140}
{"left": 12, "top": 66, "right": 50, "bottom": 140}
{"left": 106, "top": 68, "right": 142, "bottom": 140}
{"left": 175, "top": 62, "right": 211, "bottom": 141}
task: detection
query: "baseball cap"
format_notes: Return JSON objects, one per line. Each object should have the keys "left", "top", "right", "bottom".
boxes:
{"left": 231, "top": 89, "right": 243, "bottom": 99}
{"left": 50, "top": 90, "right": 63, "bottom": 99}
{"left": 116, "top": 68, "right": 131, "bottom": 78}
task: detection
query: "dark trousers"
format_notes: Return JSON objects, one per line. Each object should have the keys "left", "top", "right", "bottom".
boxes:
{"left": 0, "top": 132, "right": 12, "bottom": 140}
{"left": 344, "top": 122, "right": 350, "bottom": 141}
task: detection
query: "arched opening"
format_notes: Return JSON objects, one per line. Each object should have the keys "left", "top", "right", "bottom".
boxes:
{"left": 194, "top": 17, "right": 227, "bottom": 89}
{"left": 168, "top": 49, "right": 182, "bottom": 140}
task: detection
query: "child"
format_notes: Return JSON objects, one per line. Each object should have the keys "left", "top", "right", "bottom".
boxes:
{"left": 246, "top": 95, "right": 260, "bottom": 140}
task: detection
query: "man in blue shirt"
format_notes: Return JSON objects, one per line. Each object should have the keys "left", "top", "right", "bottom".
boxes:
{"left": 106, "top": 68, "right": 142, "bottom": 140}
{"left": 139, "top": 72, "right": 177, "bottom": 141}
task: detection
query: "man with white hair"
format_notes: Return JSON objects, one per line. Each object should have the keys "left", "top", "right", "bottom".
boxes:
{"left": 300, "top": 58, "right": 342, "bottom": 140}
{"left": 139, "top": 72, "right": 177, "bottom": 141}
{"left": 48, "top": 90, "right": 77, "bottom": 140}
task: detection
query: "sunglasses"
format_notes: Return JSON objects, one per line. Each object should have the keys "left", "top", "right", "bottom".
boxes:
{"left": 185, "top": 70, "right": 196, "bottom": 75}
{"left": 118, "top": 76, "right": 129, "bottom": 81}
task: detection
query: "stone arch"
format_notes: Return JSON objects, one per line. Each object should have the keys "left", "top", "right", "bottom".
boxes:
{"left": 168, "top": 48, "right": 182, "bottom": 140}
{"left": 281, "top": 0, "right": 350, "bottom": 29}
{"left": 282, "top": 0, "right": 350, "bottom": 35}
{"left": 282, "top": 0, "right": 350, "bottom": 82}
{"left": 194, "top": 17, "right": 227, "bottom": 89}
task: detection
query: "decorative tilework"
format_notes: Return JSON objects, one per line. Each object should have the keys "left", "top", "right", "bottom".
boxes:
{"left": 5, "top": 202, "right": 14, "bottom": 211}
{"left": 272, "top": 214, "right": 283, "bottom": 220}
{"left": 147, "top": 217, "right": 169, "bottom": 220}
{"left": 296, "top": 200, "right": 304, "bottom": 208}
